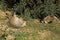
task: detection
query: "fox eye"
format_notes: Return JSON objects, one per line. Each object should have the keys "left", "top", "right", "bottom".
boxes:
{"left": 6, "top": 13, "right": 8, "bottom": 15}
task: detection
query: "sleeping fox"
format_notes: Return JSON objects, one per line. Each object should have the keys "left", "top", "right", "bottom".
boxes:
{"left": 6, "top": 11, "right": 26, "bottom": 27}
{"left": 43, "top": 16, "right": 54, "bottom": 24}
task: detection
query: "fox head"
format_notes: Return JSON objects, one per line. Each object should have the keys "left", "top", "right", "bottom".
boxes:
{"left": 43, "top": 16, "right": 54, "bottom": 23}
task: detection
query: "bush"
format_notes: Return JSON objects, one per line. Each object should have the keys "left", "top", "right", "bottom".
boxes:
{"left": 0, "top": 0, "right": 60, "bottom": 20}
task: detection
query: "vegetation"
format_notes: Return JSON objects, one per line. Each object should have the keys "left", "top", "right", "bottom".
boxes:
{"left": 0, "top": 18, "right": 60, "bottom": 40}
{"left": 0, "top": 0, "right": 60, "bottom": 40}
{"left": 0, "top": 0, "right": 60, "bottom": 19}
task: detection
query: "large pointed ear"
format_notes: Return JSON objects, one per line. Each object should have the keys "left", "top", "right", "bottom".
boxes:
{"left": 13, "top": 12, "right": 17, "bottom": 16}
{"left": 14, "top": 12, "right": 16, "bottom": 15}
{"left": 12, "top": 13, "right": 14, "bottom": 16}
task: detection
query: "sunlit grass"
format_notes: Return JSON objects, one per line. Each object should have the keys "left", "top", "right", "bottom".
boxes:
{"left": 0, "top": 18, "right": 60, "bottom": 40}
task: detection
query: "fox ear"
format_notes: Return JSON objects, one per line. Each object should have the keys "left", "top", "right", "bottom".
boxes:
{"left": 12, "top": 13, "right": 14, "bottom": 16}
{"left": 13, "top": 12, "right": 17, "bottom": 16}
{"left": 11, "top": 12, "right": 15, "bottom": 16}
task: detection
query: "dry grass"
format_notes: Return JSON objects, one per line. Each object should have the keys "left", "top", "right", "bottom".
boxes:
{"left": 0, "top": 10, "right": 60, "bottom": 40}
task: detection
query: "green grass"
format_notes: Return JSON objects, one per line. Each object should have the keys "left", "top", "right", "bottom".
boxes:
{"left": 15, "top": 20, "right": 60, "bottom": 40}
{"left": 0, "top": 19, "right": 60, "bottom": 40}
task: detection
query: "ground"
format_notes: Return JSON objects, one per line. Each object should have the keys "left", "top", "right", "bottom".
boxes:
{"left": 0, "top": 10, "right": 60, "bottom": 40}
